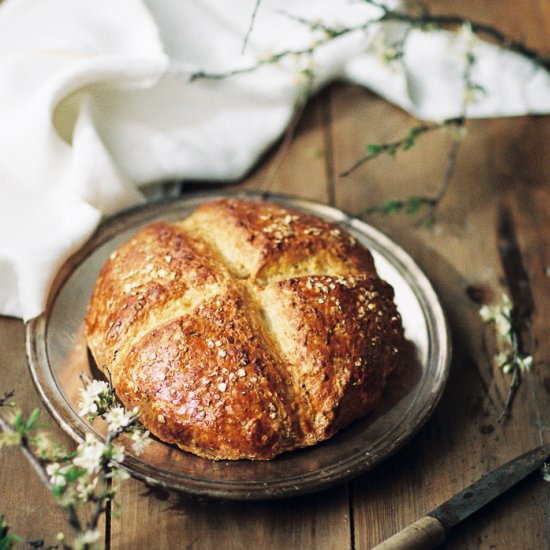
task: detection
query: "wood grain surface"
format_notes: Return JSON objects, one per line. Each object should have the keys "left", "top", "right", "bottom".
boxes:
{"left": 2, "top": 1, "right": 550, "bottom": 548}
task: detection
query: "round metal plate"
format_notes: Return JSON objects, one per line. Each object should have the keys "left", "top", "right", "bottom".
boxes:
{"left": 26, "top": 190, "right": 451, "bottom": 500}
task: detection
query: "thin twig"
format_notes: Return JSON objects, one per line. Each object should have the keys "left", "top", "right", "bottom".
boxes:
{"left": 0, "top": 390, "right": 15, "bottom": 407}
{"left": 420, "top": 119, "right": 464, "bottom": 224}
{"left": 498, "top": 363, "right": 521, "bottom": 423}
{"left": 190, "top": 19, "right": 376, "bottom": 81}
{"left": 241, "top": 0, "right": 262, "bottom": 54}
{"left": 340, "top": 122, "right": 442, "bottom": 177}
{"left": 498, "top": 302, "right": 528, "bottom": 422}
{"left": 86, "top": 431, "right": 118, "bottom": 533}
{"left": 360, "top": 195, "right": 435, "bottom": 217}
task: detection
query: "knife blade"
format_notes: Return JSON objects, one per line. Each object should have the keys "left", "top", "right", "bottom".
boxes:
{"left": 372, "top": 443, "right": 550, "bottom": 550}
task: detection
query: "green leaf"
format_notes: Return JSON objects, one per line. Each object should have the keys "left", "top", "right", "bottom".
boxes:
{"left": 366, "top": 144, "right": 385, "bottom": 154}
{"left": 12, "top": 411, "right": 24, "bottom": 433}
{"left": 470, "top": 82, "right": 487, "bottom": 95}
{"left": 382, "top": 200, "right": 403, "bottom": 214}
{"left": 0, "top": 516, "right": 21, "bottom": 550}
{"left": 65, "top": 467, "right": 86, "bottom": 483}
{"left": 0, "top": 534, "right": 21, "bottom": 550}
{"left": 403, "top": 126, "right": 424, "bottom": 150}
{"left": 406, "top": 196, "right": 422, "bottom": 215}
{"left": 25, "top": 408, "right": 41, "bottom": 432}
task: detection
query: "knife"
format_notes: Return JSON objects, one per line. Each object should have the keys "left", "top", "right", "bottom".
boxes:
{"left": 372, "top": 443, "right": 550, "bottom": 550}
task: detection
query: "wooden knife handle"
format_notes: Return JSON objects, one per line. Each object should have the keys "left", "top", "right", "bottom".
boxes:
{"left": 370, "top": 515, "right": 446, "bottom": 550}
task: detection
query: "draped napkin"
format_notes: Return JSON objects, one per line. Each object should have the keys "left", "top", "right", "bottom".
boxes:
{"left": 1, "top": 0, "right": 549, "bottom": 321}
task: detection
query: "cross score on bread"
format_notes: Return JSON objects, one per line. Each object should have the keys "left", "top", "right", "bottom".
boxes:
{"left": 85, "top": 199, "right": 405, "bottom": 460}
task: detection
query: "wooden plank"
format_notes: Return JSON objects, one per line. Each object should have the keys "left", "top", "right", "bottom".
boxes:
{"left": 111, "top": 88, "right": 352, "bottom": 550}
{"left": 114, "top": 484, "right": 350, "bottom": 550}
{"left": 326, "top": 0, "right": 550, "bottom": 546}
{"left": 3, "top": 2, "right": 549, "bottom": 548}
{"left": 241, "top": 92, "right": 332, "bottom": 205}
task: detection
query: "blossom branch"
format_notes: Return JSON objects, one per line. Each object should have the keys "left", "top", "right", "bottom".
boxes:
{"left": 0, "top": 378, "right": 150, "bottom": 549}
{"left": 192, "top": 2, "right": 548, "bottom": 221}
{"left": 190, "top": 18, "right": 376, "bottom": 82}
{"left": 340, "top": 122, "right": 444, "bottom": 177}
{"left": 480, "top": 295, "right": 533, "bottom": 422}
{"left": 354, "top": 16, "right": 482, "bottom": 222}
{"left": 363, "top": 0, "right": 550, "bottom": 71}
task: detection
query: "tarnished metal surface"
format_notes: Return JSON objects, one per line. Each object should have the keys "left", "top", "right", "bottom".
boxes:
{"left": 430, "top": 444, "right": 550, "bottom": 530}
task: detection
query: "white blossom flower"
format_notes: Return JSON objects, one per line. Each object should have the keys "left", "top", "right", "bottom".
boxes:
{"left": 75, "top": 476, "right": 98, "bottom": 501}
{"left": 479, "top": 304, "right": 496, "bottom": 322}
{"left": 73, "top": 434, "right": 105, "bottom": 474}
{"left": 481, "top": 295, "right": 534, "bottom": 379}
{"left": 74, "top": 529, "right": 101, "bottom": 550}
{"left": 86, "top": 380, "right": 110, "bottom": 397}
{"left": 78, "top": 393, "right": 98, "bottom": 417}
{"left": 108, "top": 442, "right": 126, "bottom": 465}
{"left": 517, "top": 354, "right": 533, "bottom": 374}
{"left": 494, "top": 312, "right": 512, "bottom": 341}
{"left": 480, "top": 295, "right": 514, "bottom": 342}
{"left": 456, "top": 21, "right": 477, "bottom": 50}
{"left": 130, "top": 429, "right": 151, "bottom": 455}
{"left": 104, "top": 406, "right": 133, "bottom": 432}
{"left": 32, "top": 432, "right": 55, "bottom": 458}
{"left": 109, "top": 466, "right": 130, "bottom": 482}
{"left": 494, "top": 351, "right": 510, "bottom": 369}
{"left": 78, "top": 380, "right": 110, "bottom": 417}
{"left": 46, "top": 462, "right": 68, "bottom": 487}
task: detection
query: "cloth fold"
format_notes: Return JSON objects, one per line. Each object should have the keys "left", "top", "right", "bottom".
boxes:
{"left": 1, "top": 0, "right": 550, "bottom": 320}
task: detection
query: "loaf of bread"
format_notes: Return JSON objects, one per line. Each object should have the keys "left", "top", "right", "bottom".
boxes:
{"left": 85, "top": 198, "right": 405, "bottom": 460}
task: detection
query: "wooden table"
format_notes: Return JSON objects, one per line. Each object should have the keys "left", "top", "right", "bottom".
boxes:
{"left": 2, "top": 1, "right": 549, "bottom": 548}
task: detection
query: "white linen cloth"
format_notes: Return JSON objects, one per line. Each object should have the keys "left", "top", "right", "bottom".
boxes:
{"left": 1, "top": 0, "right": 550, "bottom": 320}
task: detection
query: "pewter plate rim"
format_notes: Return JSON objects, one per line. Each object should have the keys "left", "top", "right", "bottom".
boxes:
{"left": 26, "top": 190, "right": 451, "bottom": 500}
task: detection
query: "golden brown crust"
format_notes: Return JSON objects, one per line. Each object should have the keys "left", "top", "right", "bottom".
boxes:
{"left": 178, "top": 198, "right": 376, "bottom": 283}
{"left": 85, "top": 198, "right": 405, "bottom": 460}
{"left": 259, "top": 273, "right": 403, "bottom": 443}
